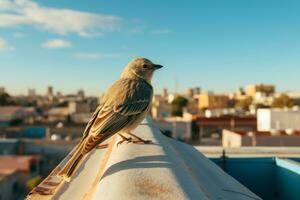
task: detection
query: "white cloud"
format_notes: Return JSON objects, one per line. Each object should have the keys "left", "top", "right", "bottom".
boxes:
{"left": 13, "top": 32, "right": 25, "bottom": 38}
{"left": 41, "top": 39, "right": 72, "bottom": 49}
{"left": 0, "top": 38, "right": 14, "bottom": 51}
{"left": 129, "top": 27, "right": 144, "bottom": 33}
{"left": 0, "top": 0, "right": 122, "bottom": 37}
{"left": 151, "top": 29, "right": 172, "bottom": 34}
{"left": 75, "top": 53, "right": 120, "bottom": 60}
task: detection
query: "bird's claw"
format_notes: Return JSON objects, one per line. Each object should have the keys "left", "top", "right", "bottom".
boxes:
{"left": 117, "top": 138, "right": 153, "bottom": 147}
{"left": 117, "top": 137, "right": 132, "bottom": 147}
{"left": 126, "top": 137, "right": 133, "bottom": 143}
{"left": 132, "top": 139, "right": 153, "bottom": 144}
{"left": 144, "top": 140, "right": 153, "bottom": 144}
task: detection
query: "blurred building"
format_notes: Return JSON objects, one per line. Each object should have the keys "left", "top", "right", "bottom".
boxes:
{"left": 47, "top": 86, "right": 53, "bottom": 96}
{"left": 68, "top": 101, "right": 90, "bottom": 114}
{"left": 151, "top": 95, "right": 172, "bottom": 119}
{"left": 1, "top": 126, "right": 49, "bottom": 139}
{"left": 28, "top": 89, "right": 36, "bottom": 98}
{"left": 22, "top": 107, "right": 38, "bottom": 124}
{"left": 47, "top": 86, "right": 54, "bottom": 102}
{"left": 77, "top": 90, "right": 85, "bottom": 101}
{"left": 194, "top": 87, "right": 201, "bottom": 95}
{"left": 234, "top": 87, "right": 247, "bottom": 100}
{"left": 86, "top": 97, "right": 98, "bottom": 111}
{"left": 196, "top": 116, "right": 257, "bottom": 138}
{"left": 195, "top": 92, "right": 229, "bottom": 109}
{"left": 0, "top": 155, "right": 40, "bottom": 198}
{"left": 71, "top": 113, "right": 92, "bottom": 124}
{"left": 0, "top": 139, "right": 19, "bottom": 154}
{"left": 0, "top": 87, "right": 6, "bottom": 95}
{"left": 185, "top": 98, "right": 199, "bottom": 114}
{"left": 23, "top": 127, "right": 49, "bottom": 139}
{"left": 222, "top": 129, "right": 300, "bottom": 147}
{"left": 155, "top": 116, "right": 193, "bottom": 141}
{"left": 186, "top": 88, "right": 194, "bottom": 98}
{"left": 0, "top": 106, "right": 25, "bottom": 126}
{"left": 0, "top": 155, "right": 40, "bottom": 177}
{"left": 56, "top": 91, "right": 62, "bottom": 98}
{"left": 57, "top": 94, "right": 87, "bottom": 104}
{"left": 167, "top": 93, "right": 176, "bottom": 104}
{"left": 186, "top": 87, "right": 201, "bottom": 98}
{"left": 47, "top": 107, "right": 70, "bottom": 122}
{"left": 257, "top": 108, "right": 300, "bottom": 132}
{"left": 0, "top": 169, "right": 19, "bottom": 200}
{"left": 47, "top": 101, "right": 94, "bottom": 123}
{"left": 204, "top": 108, "right": 243, "bottom": 118}
{"left": 69, "top": 101, "right": 94, "bottom": 123}
{"left": 246, "top": 84, "right": 275, "bottom": 97}
{"left": 253, "top": 92, "right": 274, "bottom": 106}
{"left": 286, "top": 92, "right": 300, "bottom": 106}
{"left": 162, "top": 88, "right": 168, "bottom": 98}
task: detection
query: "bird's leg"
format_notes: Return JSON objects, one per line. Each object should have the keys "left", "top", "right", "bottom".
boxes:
{"left": 126, "top": 132, "right": 152, "bottom": 144}
{"left": 96, "top": 144, "right": 109, "bottom": 149}
{"left": 117, "top": 133, "right": 132, "bottom": 147}
{"left": 97, "top": 134, "right": 132, "bottom": 148}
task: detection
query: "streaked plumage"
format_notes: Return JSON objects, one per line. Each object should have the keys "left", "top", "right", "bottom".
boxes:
{"left": 58, "top": 58, "right": 163, "bottom": 181}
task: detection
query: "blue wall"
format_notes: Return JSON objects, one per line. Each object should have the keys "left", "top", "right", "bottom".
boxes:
{"left": 211, "top": 157, "right": 300, "bottom": 200}
{"left": 23, "top": 127, "right": 47, "bottom": 138}
{"left": 275, "top": 158, "right": 300, "bottom": 200}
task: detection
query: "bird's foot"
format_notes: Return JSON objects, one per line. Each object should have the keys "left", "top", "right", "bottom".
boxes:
{"left": 127, "top": 132, "right": 153, "bottom": 144}
{"left": 131, "top": 139, "right": 153, "bottom": 144}
{"left": 117, "top": 134, "right": 133, "bottom": 147}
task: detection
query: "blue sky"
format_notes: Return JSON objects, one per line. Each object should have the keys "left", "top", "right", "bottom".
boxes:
{"left": 0, "top": 0, "right": 300, "bottom": 96}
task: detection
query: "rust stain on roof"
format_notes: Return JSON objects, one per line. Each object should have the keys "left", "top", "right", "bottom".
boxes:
{"left": 134, "top": 176, "right": 173, "bottom": 198}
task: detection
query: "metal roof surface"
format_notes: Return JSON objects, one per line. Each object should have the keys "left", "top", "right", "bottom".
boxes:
{"left": 26, "top": 118, "right": 261, "bottom": 200}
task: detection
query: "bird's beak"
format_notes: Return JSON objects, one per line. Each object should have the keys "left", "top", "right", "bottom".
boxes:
{"left": 154, "top": 64, "right": 163, "bottom": 69}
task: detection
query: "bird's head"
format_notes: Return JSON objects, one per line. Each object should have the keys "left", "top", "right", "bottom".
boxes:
{"left": 121, "top": 58, "right": 163, "bottom": 83}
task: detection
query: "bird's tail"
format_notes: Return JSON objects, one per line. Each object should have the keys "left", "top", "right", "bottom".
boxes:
{"left": 58, "top": 143, "right": 85, "bottom": 182}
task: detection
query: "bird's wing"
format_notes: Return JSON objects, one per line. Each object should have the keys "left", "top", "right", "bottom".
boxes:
{"left": 87, "top": 78, "right": 153, "bottom": 138}
{"left": 80, "top": 105, "right": 102, "bottom": 142}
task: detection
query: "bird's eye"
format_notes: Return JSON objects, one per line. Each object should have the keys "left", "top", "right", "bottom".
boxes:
{"left": 142, "top": 64, "right": 148, "bottom": 69}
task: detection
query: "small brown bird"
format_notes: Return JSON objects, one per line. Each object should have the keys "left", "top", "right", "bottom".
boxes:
{"left": 58, "top": 58, "right": 163, "bottom": 181}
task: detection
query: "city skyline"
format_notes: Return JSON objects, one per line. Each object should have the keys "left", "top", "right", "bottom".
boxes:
{"left": 1, "top": 0, "right": 300, "bottom": 95}
{"left": 0, "top": 83, "right": 296, "bottom": 98}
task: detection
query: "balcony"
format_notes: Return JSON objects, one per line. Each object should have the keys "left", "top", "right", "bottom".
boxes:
{"left": 26, "top": 118, "right": 261, "bottom": 200}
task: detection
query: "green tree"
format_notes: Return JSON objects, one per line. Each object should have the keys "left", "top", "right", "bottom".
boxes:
{"left": 171, "top": 96, "right": 188, "bottom": 116}
{"left": 0, "top": 93, "right": 17, "bottom": 105}
{"left": 272, "top": 94, "right": 294, "bottom": 108}
{"left": 236, "top": 96, "right": 253, "bottom": 111}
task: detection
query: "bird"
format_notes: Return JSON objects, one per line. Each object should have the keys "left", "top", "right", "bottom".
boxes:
{"left": 58, "top": 58, "right": 163, "bottom": 181}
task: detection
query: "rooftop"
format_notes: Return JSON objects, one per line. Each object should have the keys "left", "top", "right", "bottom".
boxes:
{"left": 26, "top": 118, "right": 261, "bottom": 200}
{"left": 0, "top": 155, "right": 39, "bottom": 173}
{"left": 231, "top": 130, "right": 300, "bottom": 136}
{"left": 0, "top": 106, "right": 23, "bottom": 114}
{"left": 0, "top": 168, "right": 17, "bottom": 182}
